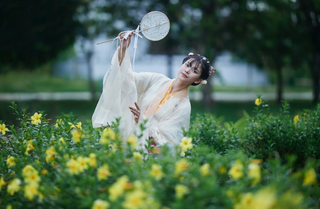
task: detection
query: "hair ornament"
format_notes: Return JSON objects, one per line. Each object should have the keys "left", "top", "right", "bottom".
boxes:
{"left": 209, "top": 66, "right": 216, "bottom": 75}
{"left": 186, "top": 52, "right": 216, "bottom": 76}
{"left": 201, "top": 80, "right": 207, "bottom": 85}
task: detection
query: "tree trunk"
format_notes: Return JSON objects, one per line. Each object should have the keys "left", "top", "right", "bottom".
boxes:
{"left": 246, "top": 64, "right": 252, "bottom": 91}
{"left": 276, "top": 59, "right": 283, "bottom": 103}
{"left": 167, "top": 53, "right": 173, "bottom": 79}
{"left": 85, "top": 40, "right": 95, "bottom": 101}
{"left": 202, "top": 77, "right": 213, "bottom": 112}
{"left": 313, "top": 53, "right": 320, "bottom": 103}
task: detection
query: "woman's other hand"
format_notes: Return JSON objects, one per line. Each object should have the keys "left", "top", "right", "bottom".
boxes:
{"left": 129, "top": 102, "right": 140, "bottom": 123}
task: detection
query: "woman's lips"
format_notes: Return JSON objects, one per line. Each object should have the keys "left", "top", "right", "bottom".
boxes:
{"left": 182, "top": 73, "right": 188, "bottom": 78}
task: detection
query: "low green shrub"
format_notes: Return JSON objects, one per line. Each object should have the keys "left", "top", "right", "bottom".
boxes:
{"left": 242, "top": 98, "right": 320, "bottom": 168}
{"left": 185, "top": 114, "right": 241, "bottom": 155}
{"left": 0, "top": 103, "right": 319, "bottom": 208}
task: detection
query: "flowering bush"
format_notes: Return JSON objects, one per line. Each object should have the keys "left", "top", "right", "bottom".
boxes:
{"left": 242, "top": 99, "right": 320, "bottom": 168}
{"left": 0, "top": 103, "right": 319, "bottom": 208}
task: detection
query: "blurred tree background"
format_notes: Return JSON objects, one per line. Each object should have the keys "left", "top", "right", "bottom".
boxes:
{"left": 0, "top": 0, "right": 81, "bottom": 70}
{"left": 0, "top": 0, "right": 320, "bottom": 122}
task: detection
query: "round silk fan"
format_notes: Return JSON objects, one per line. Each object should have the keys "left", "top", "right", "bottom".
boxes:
{"left": 139, "top": 11, "right": 170, "bottom": 41}
{"left": 97, "top": 11, "right": 170, "bottom": 45}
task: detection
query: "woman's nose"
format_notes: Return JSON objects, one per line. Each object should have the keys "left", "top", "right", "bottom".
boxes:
{"left": 185, "top": 68, "right": 190, "bottom": 73}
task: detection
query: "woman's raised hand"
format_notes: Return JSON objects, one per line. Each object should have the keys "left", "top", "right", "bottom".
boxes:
{"left": 119, "top": 31, "right": 134, "bottom": 50}
{"left": 118, "top": 30, "right": 134, "bottom": 65}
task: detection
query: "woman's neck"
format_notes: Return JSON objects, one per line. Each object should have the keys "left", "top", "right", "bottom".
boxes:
{"left": 171, "top": 79, "right": 189, "bottom": 93}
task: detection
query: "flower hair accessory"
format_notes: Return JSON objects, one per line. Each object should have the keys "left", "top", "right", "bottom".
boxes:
{"left": 201, "top": 80, "right": 207, "bottom": 85}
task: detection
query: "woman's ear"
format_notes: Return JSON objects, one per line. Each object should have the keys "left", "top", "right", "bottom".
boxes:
{"left": 193, "top": 78, "right": 203, "bottom": 85}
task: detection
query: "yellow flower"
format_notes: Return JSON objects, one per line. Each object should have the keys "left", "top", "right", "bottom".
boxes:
{"left": 127, "top": 134, "right": 139, "bottom": 149}
{"left": 281, "top": 191, "right": 304, "bottom": 207}
{"left": 248, "top": 163, "right": 261, "bottom": 185}
{"left": 174, "top": 159, "right": 189, "bottom": 175}
{"left": 68, "top": 122, "right": 75, "bottom": 129}
{"left": 6, "top": 205, "right": 12, "bottom": 209}
{"left": 303, "top": 168, "right": 317, "bottom": 186}
{"left": 24, "top": 171, "right": 41, "bottom": 184}
{"left": 250, "top": 187, "right": 276, "bottom": 209}
{"left": 255, "top": 98, "right": 262, "bottom": 106}
{"left": 150, "top": 164, "right": 164, "bottom": 180}
{"left": 235, "top": 193, "right": 254, "bottom": 209}
{"left": 225, "top": 189, "right": 234, "bottom": 197}
{"left": 100, "top": 128, "right": 116, "bottom": 145}
{"left": 92, "top": 199, "right": 110, "bottom": 209}
{"left": 180, "top": 151, "right": 185, "bottom": 157}
{"left": 175, "top": 184, "right": 189, "bottom": 199}
{"left": 77, "top": 156, "right": 89, "bottom": 172}
{"left": 97, "top": 164, "right": 112, "bottom": 180}
{"left": 88, "top": 153, "right": 97, "bottom": 167}
{"left": 7, "top": 178, "right": 21, "bottom": 195}
{"left": 133, "top": 152, "right": 142, "bottom": 160}
{"left": 71, "top": 129, "right": 82, "bottom": 143}
{"left": 55, "top": 119, "right": 63, "bottom": 128}
{"left": 122, "top": 189, "right": 146, "bottom": 209}
{"left": 179, "top": 137, "right": 193, "bottom": 152}
{"left": 41, "top": 169, "right": 48, "bottom": 175}
{"left": 200, "top": 163, "right": 210, "bottom": 176}
{"left": 24, "top": 182, "right": 39, "bottom": 201}
{"left": 45, "top": 146, "right": 56, "bottom": 163}
{"left": 0, "top": 123, "right": 9, "bottom": 135}
{"left": 109, "top": 176, "right": 129, "bottom": 201}
{"left": 76, "top": 122, "right": 82, "bottom": 130}
{"left": 66, "top": 159, "right": 81, "bottom": 175}
{"left": 219, "top": 166, "right": 226, "bottom": 174}
{"left": 228, "top": 160, "right": 244, "bottom": 180}
{"left": 0, "top": 177, "right": 6, "bottom": 190}
{"left": 6, "top": 156, "right": 15, "bottom": 168}
{"left": 25, "top": 140, "right": 35, "bottom": 155}
{"left": 59, "top": 137, "right": 66, "bottom": 144}
{"left": 294, "top": 115, "right": 299, "bottom": 123}
{"left": 31, "top": 112, "right": 42, "bottom": 125}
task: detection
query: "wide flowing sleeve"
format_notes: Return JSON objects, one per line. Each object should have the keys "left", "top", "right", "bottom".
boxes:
{"left": 92, "top": 47, "right": 138, "bottom": 138}
{"left": 144, "top": 98, "right": 191, "bottom": 146}
{"left": 133, "top": 72, "right": 168, "bottom": 94}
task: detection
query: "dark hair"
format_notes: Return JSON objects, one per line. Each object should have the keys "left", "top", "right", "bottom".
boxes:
{"left": 182, "top": 54, "right": 210, "bottom": 86}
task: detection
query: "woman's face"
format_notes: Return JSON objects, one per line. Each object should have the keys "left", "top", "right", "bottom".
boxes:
{"left": 177, "top": 59, "right": 202, "bottom": 85}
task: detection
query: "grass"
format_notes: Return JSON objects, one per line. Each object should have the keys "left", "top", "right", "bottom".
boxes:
{"left": 0, "top": 71, "right": 100, "bottom": 92}
{"left": 0, "top": 71, "right": 312, "bottom": 93}
{"left": 190, "top": 84, "right": 312, "bottom": 93}
{"left": 0, "top": 100, "right": 317, "bottom": 128}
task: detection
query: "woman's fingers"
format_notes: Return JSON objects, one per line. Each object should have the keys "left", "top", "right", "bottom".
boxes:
{"left": 129, "top": 107, "right": 140, "bottom": 115}
{"left": 134, "top": 102, "right": 140, "bottom": 111}
{"left": 129, "top": 105, "right": 140, "bottom": 123}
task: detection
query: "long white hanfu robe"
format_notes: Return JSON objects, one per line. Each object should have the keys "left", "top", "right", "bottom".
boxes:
{"left": 92, "top": 47, "right": 191, "bottom": 148}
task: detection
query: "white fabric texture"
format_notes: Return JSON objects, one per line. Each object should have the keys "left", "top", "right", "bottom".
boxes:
{"left": 92, "top": 47, "right": 191, "bottom": 147}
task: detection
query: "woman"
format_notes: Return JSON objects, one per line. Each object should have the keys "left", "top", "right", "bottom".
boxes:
{"left": 92, "top": 31, "right": 214, "bottom": 148}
